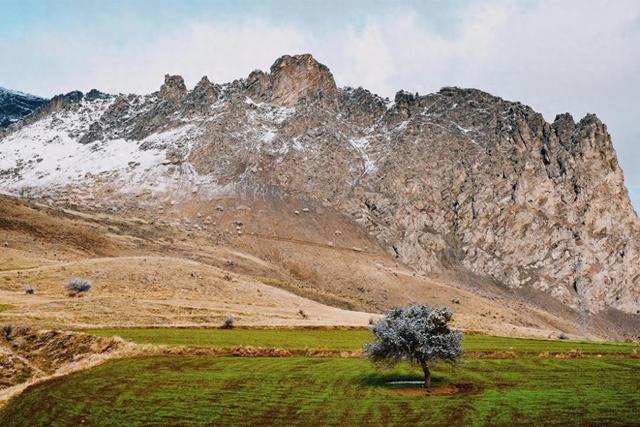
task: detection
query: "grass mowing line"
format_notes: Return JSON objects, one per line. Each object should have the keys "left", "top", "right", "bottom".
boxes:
{"left": 84, "top": 328, "right": 640, "bottom": 355}
{"left": 2, "top": 355, "right": 638, "bottom": 426}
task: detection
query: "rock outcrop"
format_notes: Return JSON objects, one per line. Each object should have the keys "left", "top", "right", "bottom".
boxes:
{"left": 245, "top": 54, "right": 338, "bottom": 107}
{"left": 159, "top": 74, "right": 187, "bottom": 105}
{"left": 185, "top": 76, "right": 220, "bottom": 113}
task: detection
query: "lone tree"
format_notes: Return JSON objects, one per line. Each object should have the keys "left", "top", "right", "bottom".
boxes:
{"left": 365, "top": 305, "right": 463, "bottom": 387}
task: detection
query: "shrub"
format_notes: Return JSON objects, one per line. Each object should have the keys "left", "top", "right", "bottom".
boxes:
{"left": 297, "top": 309, "right": 307, "bottom": 319}
{"left": 222, "top": 315, "right": 235, "bottom": 329}
{"left": 2, "top": 324, "right": 12, "bottom": 340}
{"left": 65, "top": 278, "right": 92, "bottom": 294}
{"left": 24, "top": 285, "right": 35, "bottom": 295}
{"left": 558, "top": 333, "right": 569, "bottom": 340}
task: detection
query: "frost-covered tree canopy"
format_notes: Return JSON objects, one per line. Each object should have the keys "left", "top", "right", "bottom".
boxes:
{"left": 64, "top": 278, "right": 92, "bottom": 294}
{"left": 365, "top": 305, "right": 463, "bottom": 385}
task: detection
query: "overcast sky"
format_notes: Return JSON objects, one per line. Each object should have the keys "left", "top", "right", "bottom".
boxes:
{"left": 1, "top": 0, "right": 638, "bottom": 210}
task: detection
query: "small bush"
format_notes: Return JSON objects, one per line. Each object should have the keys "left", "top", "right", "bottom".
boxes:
{"left": 2, "top": 324, "right": 12, "bottom": 340}
{"left": 558, "top": 333, "right": 569, "bottom": 340}
{"left": 24, "top": 285, "right": 35, "bottom": 295}
{"left": 368, "top": 317, "right": 376, "bottom": 325}
{"left": 297, "top": 309, "right": 307, "bottom": 319}
{"left": 65, "top": 278, "right": 92, "bottom": 294}
{"left": 555, "top": 349, "right": 583, "bottom": 359}
{"left": 222, "top": 315, "right": 235, "bottom": 329}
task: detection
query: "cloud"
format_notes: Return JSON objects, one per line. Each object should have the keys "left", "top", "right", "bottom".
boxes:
{"left": 8, "top": 21, "right": 311, "bottom": 96}
{"left": 1, "top": 0, "right": 638, "bottom": 209}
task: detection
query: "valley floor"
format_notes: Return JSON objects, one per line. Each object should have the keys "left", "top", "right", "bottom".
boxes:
{"left": 0, "top": 328, "right": 640, "bottom": 426}
{"left": 84, "top": 327, "right": 640, "bottom": 354}
{"left": 1, "top": 330, "right": 638, "bottom": 426}
{"left": 2, "top": 194, "right": 639, "bottom": 425}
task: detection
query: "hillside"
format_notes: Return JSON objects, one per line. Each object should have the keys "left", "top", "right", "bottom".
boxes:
{"left": 1, "top": 193, "right": 637, "bottom": 339}
{"left": 1, "top": 54, "right": 638, "bottom": 339}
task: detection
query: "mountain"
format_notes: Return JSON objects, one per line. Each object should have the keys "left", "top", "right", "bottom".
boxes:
{"left": 1, "top": 54, "right": 638, "bottom": 336}
{"left": 0, "top": 87, "right": 47, "bottom": 129}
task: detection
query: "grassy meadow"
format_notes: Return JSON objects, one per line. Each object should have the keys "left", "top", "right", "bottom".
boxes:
{"left": 1, "top": 355, "right": 639, "bottom": 426}
{"left": 84, "top": 327, "right": 640, "bottom": 354}
{"left": 2, "top": 329, "right": 639, "bottom": 426}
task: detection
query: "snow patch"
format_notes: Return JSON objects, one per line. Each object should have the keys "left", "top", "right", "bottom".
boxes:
{"left": 348, "top": 137, "right": 377, "bottom": 175}
{"left": 0, "top": 109, "right": 204, "bottom": 197}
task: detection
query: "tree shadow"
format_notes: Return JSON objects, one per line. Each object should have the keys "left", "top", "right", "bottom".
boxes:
{"left": 358, "top": 372, "right": 449, "bottom": 389}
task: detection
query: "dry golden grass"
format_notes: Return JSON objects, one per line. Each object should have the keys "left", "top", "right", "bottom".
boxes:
{"left": 0, "top": 194, "right": 600, "bottom": 338}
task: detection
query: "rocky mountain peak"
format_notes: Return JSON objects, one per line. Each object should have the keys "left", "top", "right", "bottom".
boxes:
{"left": 35, "top": 91, "right": 84, "bottom": 118}
{"left": 269, "top": 53, "right": 338, "bottom": 106}
{"left": 193, "top": 76, "right": 217, "bottom": 95}
{"left": 244, "top": 54, "right": 338, "bottom": 106}
{"left": 393, "top": 90, "right": 418, "bottom": 118}
{"left": 85, "top": 89, "right": 109, "bottom": 102}
{"left": 185, "top": 76, "right": 219, "bottom": 111}
{"left": 552, "top": 113, "right": 576, "bottom": 148}
{"left": 159, "top": 74, "right": 187, "bottom": 104}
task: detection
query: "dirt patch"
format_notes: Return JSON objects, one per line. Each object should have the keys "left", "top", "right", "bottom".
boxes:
{"left": 554, "top": 349, "right": 583, "bottom": 359}
{"left": 0, "top": 325, "right": 124, "bottom": 377}
{"left": 0, "top": 325, "right": 136, "bottom": 409}
{"left": 0, "top": 325, "right": 130, "bottom": 394}
{"left": 391, "top": 383, "right": 475, "bottom": 396}
{"left": 470, "top": 350, "right": 517, "bottom": 359}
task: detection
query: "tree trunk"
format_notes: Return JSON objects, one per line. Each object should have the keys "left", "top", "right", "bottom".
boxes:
{"left": 420, "top": 362, "right": 431, "bottom": 388}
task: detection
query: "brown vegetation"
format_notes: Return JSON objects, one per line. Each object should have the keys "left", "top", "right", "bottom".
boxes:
{"left": 1, "top": 194, "right": 635, "bottom": 339}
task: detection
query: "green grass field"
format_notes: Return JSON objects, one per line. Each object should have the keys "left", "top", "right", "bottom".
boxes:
{"left": 2, "top": 355, "right": 639, "bottom": 426}
{"left": 84, "top": 327, "right": 639, "bottom": 354}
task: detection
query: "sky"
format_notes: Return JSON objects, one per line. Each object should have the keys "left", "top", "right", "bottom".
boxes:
{"left": 1, "top": 0, "right": 638, "bottom": 210}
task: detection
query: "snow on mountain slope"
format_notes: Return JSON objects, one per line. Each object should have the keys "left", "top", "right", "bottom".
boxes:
{"left": 0, "top": 87, "right": 47, "bottom": 129}
{"left": 0, "top": 91, "right": 223, "bottom": 202}
{"left": 0, "top": 87, "right": 42, "bottom": 100}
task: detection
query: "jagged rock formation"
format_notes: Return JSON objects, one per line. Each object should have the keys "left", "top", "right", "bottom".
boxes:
{"left": 0, "top": 87, "right": 47, "bottom": 129}
{"left": 0, "top": 53, "right": 638, "bottom": 321}
{"left": 246, "top": 54, "right": 338, "bottom": 107}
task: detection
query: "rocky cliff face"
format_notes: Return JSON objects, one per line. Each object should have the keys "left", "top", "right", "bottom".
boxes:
{"left": 246, "top": 54, "right": 338, "bottom": 107}
{"left": 0, "top": 87, "right": 47, "bottom": 129}
{"left": 1, "top": 54, "right": 638, "bottom": 319}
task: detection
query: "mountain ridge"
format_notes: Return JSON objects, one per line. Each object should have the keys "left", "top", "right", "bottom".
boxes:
{"left": 1, "top": 53, "right": 638, "bottom": 335}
